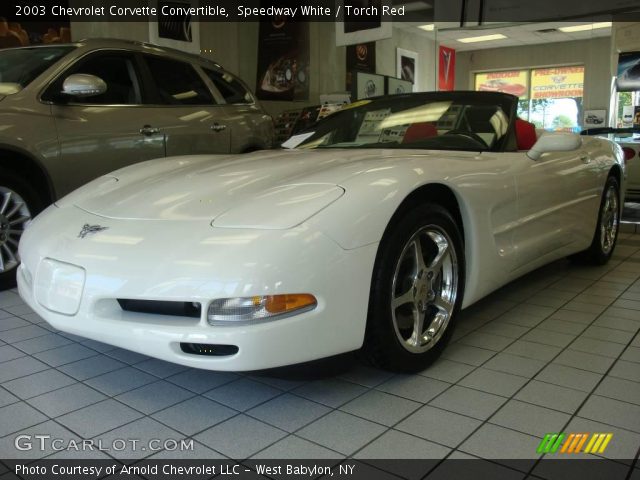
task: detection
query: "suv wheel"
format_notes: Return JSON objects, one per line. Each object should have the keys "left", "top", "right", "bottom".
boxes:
{"left": 0, "top": 169, "right": 42, "bottom": 290}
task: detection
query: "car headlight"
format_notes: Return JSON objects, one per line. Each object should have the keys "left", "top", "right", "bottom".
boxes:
{"left": 207, "top": 294, "right": 317, "bottom": 325}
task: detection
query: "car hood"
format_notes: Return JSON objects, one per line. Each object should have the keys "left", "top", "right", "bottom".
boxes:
{"left": 66, "top": 148, "right": 469, "bottom": 225}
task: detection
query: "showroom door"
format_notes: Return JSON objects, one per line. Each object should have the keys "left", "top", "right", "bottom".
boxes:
{"left": 45, "top": 51, "right": 166, "bottom": 196}
{"left": 510, "top": 149, "right": 595, "bottom": 267}
{"left": 138, "top": 54, "right": 231, "bottom": 156}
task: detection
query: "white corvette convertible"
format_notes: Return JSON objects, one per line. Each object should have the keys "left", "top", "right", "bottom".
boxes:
{"left": 18, "top": 92, "right": 624, "bottom": 372}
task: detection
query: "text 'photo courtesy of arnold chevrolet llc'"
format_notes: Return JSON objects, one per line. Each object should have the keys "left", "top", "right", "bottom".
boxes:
{"left": 1, "top": 1, "right": 640, "bottom": 480}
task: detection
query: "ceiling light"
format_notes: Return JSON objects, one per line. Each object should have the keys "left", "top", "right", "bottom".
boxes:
{"left": 418, "top": 24, "right": 434, "bottom": 31}
{"left": 458, "top": 33, "right": 507, "bottom": 43}
{"left": 558, "top": 22, "right": 612, "bottom": 33}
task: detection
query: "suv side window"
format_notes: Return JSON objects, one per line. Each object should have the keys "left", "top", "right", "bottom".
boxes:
{"left": 203, "top": 68, "right": 253, "bottom": 104}
{"left": 43, "top": 52, "right": 142, "bottom": 105}
{"left": 143, "top": 55, "right": 214, "bottom": 105}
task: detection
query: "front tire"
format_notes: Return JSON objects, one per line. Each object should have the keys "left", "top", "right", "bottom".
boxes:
{"left": 364, "top": 204, "right": 465, "bottom": 372}
{"left": 0, "top": 169, "right": 42, "bottom": 290}
{"left": 572, "top": 176, "right": 620, "bottom": 265}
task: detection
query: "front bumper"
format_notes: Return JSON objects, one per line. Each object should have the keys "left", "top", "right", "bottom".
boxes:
{"left": 18, "top": 206, "right": 378, "bottom": 371}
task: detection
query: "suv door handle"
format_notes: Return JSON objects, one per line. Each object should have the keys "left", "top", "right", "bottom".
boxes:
{"left": 211, "top": 123, "right": 227, "bottom": 132}
{"left": 580, "top": 155, "right": 591, "bottom": 164}
{"left": 140, "top": 125, "right": 160, "bottom": 136}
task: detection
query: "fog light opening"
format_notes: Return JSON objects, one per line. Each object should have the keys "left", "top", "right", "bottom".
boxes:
{"left": 180, "top": 343, "right": 239, "bottom": 356}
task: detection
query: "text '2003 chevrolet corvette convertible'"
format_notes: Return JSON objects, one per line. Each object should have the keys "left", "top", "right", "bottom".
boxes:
{"left": 17, "top": 92, "right": 624, "bottom": 372}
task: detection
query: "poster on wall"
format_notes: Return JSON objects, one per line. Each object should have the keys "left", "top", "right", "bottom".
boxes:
{"left": 353, "top": 71, "right": 385, "bottom": 100}
{"left": 438, "top": 46, "right": 456, "bottom": 91}
{"left": 256, "top": 18, "right": 310, "bottom": 101}
{"left": 583, "top": 110, "right": 607, "bottom": 128}
{"left": 617, "top": 51, "right": 640, "bottom": 92}
{"left": 346, "top": 42, "right": 376, "bottom": 91}
{"left": 149, "top": 0, "right": 200, "bottom": 54}
{"left": 396, "top": 48, "right": 418, "bottom": 86}
{"left": 475, "top": 70, "right": 528, "bottom": 98}
{"left": 335, "top": 0, "right": 393, "bottom": 46}
{"left": 0, "top": 3, "right": 70, "bottom": 48}
{"left": 531, "top": 66, "right": 584, "bottom": 99}
{"left": 387, "top": 77, "right": 413, "bottom": 95}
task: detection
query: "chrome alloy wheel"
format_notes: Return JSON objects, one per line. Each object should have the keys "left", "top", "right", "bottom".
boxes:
{"left": 0, "top": 187, "right": 31, "bottom": 273}
{"left": 600, "top": 184, "right": 618, "bottom": 255}
{"left": 391, "top": 225, "right": 459, "bottom": 354}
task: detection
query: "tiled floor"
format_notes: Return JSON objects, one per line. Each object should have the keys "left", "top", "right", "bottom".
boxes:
{"left": 1, "top": 230, "right": 640, "bottom": 478}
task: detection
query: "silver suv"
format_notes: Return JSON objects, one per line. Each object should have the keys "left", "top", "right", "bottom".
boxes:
{"left": 0, "top": 39, "right": 274, "bottom": 288}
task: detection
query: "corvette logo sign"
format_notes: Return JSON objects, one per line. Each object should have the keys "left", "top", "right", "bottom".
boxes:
{"left": 78, "top": 224, "right": 109, "bottom": 239}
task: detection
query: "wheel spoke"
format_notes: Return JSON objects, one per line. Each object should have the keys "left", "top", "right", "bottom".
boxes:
{"left": 1, "top": 244, "right": 16, "bottom": 264}
{"left": 9, "top": 215, "right": 30, "bottom": 226}
{"left": 4, "top": 201, "right": 24, "bottom": 220}
{"left": 392, "top": 287, "right": 415, "bottom": 310}
{"left": 0, "top": 191, "right": 11, "bottom": 215}
{"left": 427, "top": 234, "right": 449, "bottom": 272}
{"left": 0, "top": 248, "right": 4, "bottom": 271}
{"left": 426, "top": 313, "right": 445, "bottom": 338}
{"left": 408, "top": 306, "right": 425, "bottom": 348}
{"left": 432, "top": 294, "right": 453, "bottom": 316}
{"left": 412, "top": 238, "right": 427, "bottom": 272}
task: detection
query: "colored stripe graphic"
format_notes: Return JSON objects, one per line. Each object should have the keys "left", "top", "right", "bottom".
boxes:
{"left": 540, "top": 432, "right": 613, "bottom": 454}
{"left": 584, "top": 433, "right": 613, "bottom": 454}
{"left": 537, "top": 433, "right": 565, "bottom": 454}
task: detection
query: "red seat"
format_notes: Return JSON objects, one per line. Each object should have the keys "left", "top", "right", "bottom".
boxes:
{"left": 402, "top": 122, "right": 437, "bottom": 144}
{"left": 515, "top": 118, "right": 537, "bottom": 150}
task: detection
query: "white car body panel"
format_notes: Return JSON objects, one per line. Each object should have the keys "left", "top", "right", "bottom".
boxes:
{"left": 18, "top": 136, "right": 622, "bottom": 371}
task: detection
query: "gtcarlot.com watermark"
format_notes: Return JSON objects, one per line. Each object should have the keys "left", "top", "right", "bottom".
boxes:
{"left": 15, "top": 434, "right": 194, "bottom": 453}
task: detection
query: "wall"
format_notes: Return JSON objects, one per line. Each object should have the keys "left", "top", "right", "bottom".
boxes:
{"left": 71, "top": 18, "right": 437, "bottom": 118}
{"left": 454, "top": 37, "right": 612, "bottom": 113}
{"left": 377, "top": 28, "right": 437, "bottom": 93}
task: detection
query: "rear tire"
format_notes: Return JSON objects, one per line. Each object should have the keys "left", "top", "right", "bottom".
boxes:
{"left": 363, "top": 203, "right": 465, "bottom": 372}
{"left": 0, "top": 168, "right": 43, "bottom": 290}
{"left": 571, "top": 176, "right": 620, "bottom": 266}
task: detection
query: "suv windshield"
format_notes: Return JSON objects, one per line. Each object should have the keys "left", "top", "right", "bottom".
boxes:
{"left": 0, "top": 46, "right": 75, "bottom": 89}
{"left": 293, "top": 92, "right": 515, "bottom": 152}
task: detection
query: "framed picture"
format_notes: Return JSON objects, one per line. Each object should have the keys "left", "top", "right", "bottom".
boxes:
{"left": 346, "top": 42, "right": 376, "bottom": 90}
{"left": 149, "top": 0, "right": 201, "bottom": 54}
{"left": 583, "top": 110, "right": 607, "bottom": 128}
{"left": 335, "top": 0, "right": 393, "bottom": 46}
{"left": 617, "top": 51, "right": 640, "bottom": 92}
{"left": 352, "top": 71, "right": 385, "bottom": 100}
{"left": 387, "top": 76, "right": 413, "bottom": 95}
{"left": 396, "top": 48, "right": 418, "bottom": 86}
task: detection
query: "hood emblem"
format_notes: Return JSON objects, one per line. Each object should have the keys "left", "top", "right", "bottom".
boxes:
{"left": 78, "top": 224, "right": 108, "bottom": 239}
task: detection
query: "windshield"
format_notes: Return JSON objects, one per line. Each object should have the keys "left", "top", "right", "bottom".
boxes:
{"left": 0, "top": 46, "right": 75, "bottom": 88}
{"left": 291, "top": 92, "right": 515, "bottom": 152}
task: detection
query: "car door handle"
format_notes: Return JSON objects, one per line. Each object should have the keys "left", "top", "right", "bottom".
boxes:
{"left": 211, "top": 123, "right": 227, "bottom": 132}
{"left": 580, "top": 155, "right": 591, "bottom": 164}
{"left": 139, "top": 125, "right": 160, "bottom": 136}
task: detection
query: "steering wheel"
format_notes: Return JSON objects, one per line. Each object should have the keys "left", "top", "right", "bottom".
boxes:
{"left": 444, "top": 130, "right": 487, "bottom": 148}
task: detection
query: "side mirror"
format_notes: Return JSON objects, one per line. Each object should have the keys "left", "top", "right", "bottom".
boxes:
{"left": 61, "top": 74, "right": 107, "bottom": 98}
{"left": 527, "top": 132, "right": 582, "bottom": 160}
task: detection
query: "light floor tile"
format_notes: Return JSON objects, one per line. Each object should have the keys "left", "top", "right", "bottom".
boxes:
{"left": 429, "top": 386, "right": 507, "bottom": 420}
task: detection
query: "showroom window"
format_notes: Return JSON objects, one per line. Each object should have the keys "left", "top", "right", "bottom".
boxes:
{"left": 203, "top": 68, "right": 253, "bottom": 104}
{"left": 143, "top": 55, "right": 214, "bottom": 105}
{"left": 475, "top": 66, "right": 585, "bottom": 131}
